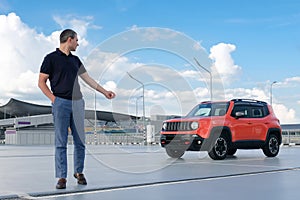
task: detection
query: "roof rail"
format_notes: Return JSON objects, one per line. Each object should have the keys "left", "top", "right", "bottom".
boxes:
{"left": 200, "top": 101, "right": 213, "bottom": 104}
{"left": 231, "top": 99, "right": 267, "bottom": 104}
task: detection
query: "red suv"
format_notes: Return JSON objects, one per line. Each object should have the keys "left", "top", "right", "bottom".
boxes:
{"left": 160, "top": 99, "right": 282, "bottom": 160}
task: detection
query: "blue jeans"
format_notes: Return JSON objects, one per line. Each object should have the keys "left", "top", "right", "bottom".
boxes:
{"left": 52, "top": 97, "right": 85, "bottom": 178}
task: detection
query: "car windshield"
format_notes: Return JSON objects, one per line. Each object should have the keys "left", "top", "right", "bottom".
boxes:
{"left": 186, "top": 102, "right": 229, "bottom": 117}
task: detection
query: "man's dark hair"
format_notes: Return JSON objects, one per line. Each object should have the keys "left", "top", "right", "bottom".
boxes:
{"left": 60, "top": 29, "right": 77, "bottom": 43}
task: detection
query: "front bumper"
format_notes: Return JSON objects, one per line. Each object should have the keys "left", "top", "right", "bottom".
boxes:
{"left": 160, "top": 134, "right": 204, "bottom": 151}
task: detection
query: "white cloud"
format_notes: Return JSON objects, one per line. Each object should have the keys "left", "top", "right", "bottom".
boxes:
{"left": 52, "top": 14, "right": 102, "bottom": 53}
{"left": 0, "top": 13, "right": 57, "bottom": 101}
{"left": 0, "top": 12, "right": 93, "bottom": 103}
{"left": 209, "top": 43, "right": 242, "bottom": 84}
{"left": 225, "top": 87, "right": 269, "bottom": 102}
{"left": 193, "top": 87, "right": 210, "bottom": 100}
{"left": 128, "top": 24, "right": 138, "bottom": 31}
{"left": 224, "top": 87, "right": 298, "bottom": 123}
{"left": 128, "top": 26, "right": 180, "bottom": 42}
{"left": 272, "top": 104, "right": 296, "bottom": 124}
{"left": 180, "top": 70, "right": 199, "bottom": 79}
{"left": 285, "top": 77, "right": 300, "bottom": 82}
{"left": 103, "top": 81, "right": 117, "bottom": 91}
{"left": 53, "top": 14, "right": 101, "bottom": 38}
{"left": 84, "top": 50, "right": 144, "bottom": 83}
{"left": 276, "top": 76, "right": 300, "bottom": 88}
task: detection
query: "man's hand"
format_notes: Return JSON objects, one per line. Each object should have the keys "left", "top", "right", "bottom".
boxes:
{"left": 105, "top": 91, "right": 116, "bottom": 99}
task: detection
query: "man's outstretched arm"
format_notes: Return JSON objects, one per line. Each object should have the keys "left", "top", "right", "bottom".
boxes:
{"left": 80, "top": 72, "right": 116, "bottom": 99}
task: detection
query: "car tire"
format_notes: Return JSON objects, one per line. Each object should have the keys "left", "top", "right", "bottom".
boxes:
{"left": 227, "top": 148, "right": 237, "bottom": 156}
{"left": 262, "top": 134, "right": 280, "bottom": 157}
{"left": 165, "top": 147, "right": 185, "bottom": 158}
{"left": 208, "top": 135, "right": 228, "bottom": 160}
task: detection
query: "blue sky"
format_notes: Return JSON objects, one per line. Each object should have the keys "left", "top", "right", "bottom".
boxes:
{"left": 0, "top": 0, "right": 299, "bottom": 123}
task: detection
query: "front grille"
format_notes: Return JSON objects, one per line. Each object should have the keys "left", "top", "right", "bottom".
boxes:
{"left": 165, "top": 121, "right": 192, "bottom": 131}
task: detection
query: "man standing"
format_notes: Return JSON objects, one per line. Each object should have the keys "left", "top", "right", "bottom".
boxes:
{"left": 38, "top": 29, "right": 115, "bottom": 189}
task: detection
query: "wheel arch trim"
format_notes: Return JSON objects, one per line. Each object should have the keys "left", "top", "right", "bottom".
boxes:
{"left": 266, "top": 128, "right": 282, "bottom": 144}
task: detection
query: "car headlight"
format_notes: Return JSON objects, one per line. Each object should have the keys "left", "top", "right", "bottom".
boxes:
{"left": 162, "top": 122, "right": 167, "bottom": 131}
{"left": 190, "top": 121, "right": 199, "bottom": 130}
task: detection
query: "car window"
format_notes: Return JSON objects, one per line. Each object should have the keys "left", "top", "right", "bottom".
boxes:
{"left": 193, "top": 107, "right": 210, "bottom": 116}
{"left": 231, "top": 105, "right": 249, "bottom": 118}
{"left": 187, "top": 102, "right": 229, "bottom": 117}
{"left": 251, "top": 106, "right": 264, "bottom": 118}
{"left": 263, "top": 105, "right": 270, "bottom": 116}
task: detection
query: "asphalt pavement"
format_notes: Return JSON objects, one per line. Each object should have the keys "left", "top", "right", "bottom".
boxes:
{"left": 0, "top": 144, "right": 300, "bottom": 200}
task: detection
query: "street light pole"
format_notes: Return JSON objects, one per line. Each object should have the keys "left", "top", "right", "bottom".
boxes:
{"left": 194, "top": 58, "right": 212, "bottom": 101}
{"left": 270, "top": 81, "right": 277, "bottom": 105}
{"left": 127, "top": 72, "right": 145, "bottom": 136}
{"left": 135, "top": 95, "right": 143, "bottom": 133}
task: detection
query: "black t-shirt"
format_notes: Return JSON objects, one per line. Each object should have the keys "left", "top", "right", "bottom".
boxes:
{"left": 40, "top": 48, "right": 87, "bottom": 100}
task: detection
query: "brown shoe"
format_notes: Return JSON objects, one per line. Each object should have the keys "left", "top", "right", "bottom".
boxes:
{"left": 74, "top": 173, "right": 87, "bottom": 185}
{"left": 56, "top": 178, "right": 66, "bottom": 189}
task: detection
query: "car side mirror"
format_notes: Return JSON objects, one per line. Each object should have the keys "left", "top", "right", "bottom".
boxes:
{"left": 235, "top": 111, "right": 245, "bottom": 119}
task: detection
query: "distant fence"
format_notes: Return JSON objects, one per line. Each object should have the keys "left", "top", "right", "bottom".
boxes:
{"left": 282, "top": 131, "right": 300, "bottom": 145}
{"left": 68, "top": 133, "right": 161, "bottom": 145}
{"left": 3, "top": 131, "right": 299, "bottom": 146}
